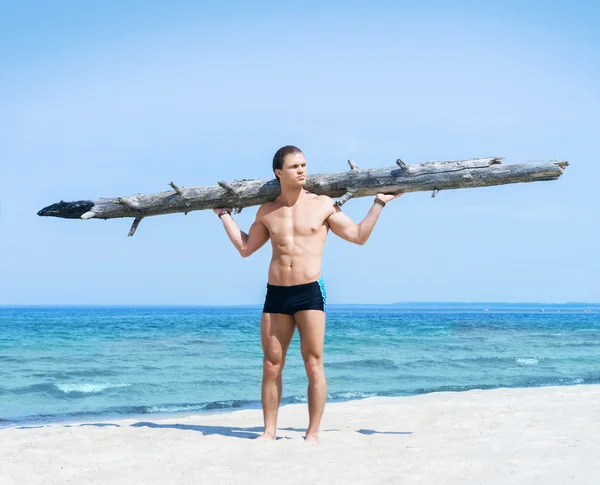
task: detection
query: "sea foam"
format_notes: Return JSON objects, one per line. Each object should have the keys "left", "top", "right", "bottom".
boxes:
{"left": 56, "top": 383, "right": 131, "bottom": 394}
{"left": 516, "top": 358, "right": 539, "bottom": 365}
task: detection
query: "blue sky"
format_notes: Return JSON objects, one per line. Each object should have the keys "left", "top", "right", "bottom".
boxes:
{"left": 1, "top": 1, "right": 598, "bottom": 304}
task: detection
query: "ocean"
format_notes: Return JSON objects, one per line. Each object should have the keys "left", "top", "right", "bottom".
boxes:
{"left": 1, "top": 304, "right": 599, "bottom": 428}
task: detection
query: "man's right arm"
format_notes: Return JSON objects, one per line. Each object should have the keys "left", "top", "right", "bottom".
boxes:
{"left": 326, "top": 193, "right": 403, "bottom": 245}
{"left": 214, "top": 206, "right": 270, "bottom": 258}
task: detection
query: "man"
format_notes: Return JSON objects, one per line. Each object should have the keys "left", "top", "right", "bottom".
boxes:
{"left": 214, "top": 145, "right": 402, "bottom": 443}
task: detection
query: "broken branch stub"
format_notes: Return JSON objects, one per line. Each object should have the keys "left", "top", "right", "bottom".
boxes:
{"left": 218, "top": 180, "right": 236, "bottom": 193}
{"left": 128, "top": 217, "right": 143, "bottom": 237}
{"left": 396, "top": 159, "right": 408, "bottom": 170}
{"left": 336, "top": 191, "right": 354, "bottom": 207}
{"left": 169, "top": 182, "right": 183, "bottom": 195}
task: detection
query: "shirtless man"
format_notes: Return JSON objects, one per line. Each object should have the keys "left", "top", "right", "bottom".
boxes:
{"left": 214, "top": 145, "right": 402, "bottom": 443}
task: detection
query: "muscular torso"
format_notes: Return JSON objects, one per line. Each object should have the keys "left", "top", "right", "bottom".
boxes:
{"left": 259, "top": 192, "right": 334, "bottom": 286}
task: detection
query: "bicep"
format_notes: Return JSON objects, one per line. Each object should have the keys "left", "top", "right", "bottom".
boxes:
{"left": 244, "top": 219, "right": 270, "bottom": 256}
{"left": 327, "top": 207, "right": 359, "bottom": 243}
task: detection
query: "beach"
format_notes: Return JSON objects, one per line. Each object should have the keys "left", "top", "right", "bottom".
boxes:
{"left": 2, "top": 306, "right": 599, "bottom": 483}
{"left": 2, "top": 384, "right": 599, "bottom": 484}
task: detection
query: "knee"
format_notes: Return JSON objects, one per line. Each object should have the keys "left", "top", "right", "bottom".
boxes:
{"left": 263, "top": 358, "right": 284, "bottom": 380}
{"left": 263, "top": 345, "right": 285, "bottom": 380}
{"left": 303, "top": 354, "right": 324, "bottom": 380}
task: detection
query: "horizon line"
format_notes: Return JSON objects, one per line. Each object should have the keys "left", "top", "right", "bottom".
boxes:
{"left": 1, "top": 301, "right": 599, "bottom": 308}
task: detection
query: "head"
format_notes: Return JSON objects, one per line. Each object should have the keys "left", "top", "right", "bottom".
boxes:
{"left": 272, "top": 145, "right": 307, "bottom": 187}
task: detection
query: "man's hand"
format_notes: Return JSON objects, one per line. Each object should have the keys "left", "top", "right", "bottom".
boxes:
{"left": 375, "top": 192, "right": 404, "bottom": 204}
{"left": 213, "top": 208, "right": 232, "bottom": 216}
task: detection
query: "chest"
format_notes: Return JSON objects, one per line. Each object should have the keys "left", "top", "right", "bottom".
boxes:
{"left": 264, "top": 206, "right": 327, "bottom": 238}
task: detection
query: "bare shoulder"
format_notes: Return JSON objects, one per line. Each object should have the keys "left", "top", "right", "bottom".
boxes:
{"left": 313, "top": 193, "right": 332, "bottom": 204}
{"left": 316, "top": 195, "right": 337, "bottom": 217}
{"left": 256, "top": 201, "right": 277, "bottom": 220}
{"left": 298, "top": 191, "right": 336, "bottom": 218}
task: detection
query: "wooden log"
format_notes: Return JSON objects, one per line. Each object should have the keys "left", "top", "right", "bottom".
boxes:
{"left": 37, "top": 157, "right": 568, "bottom": 227}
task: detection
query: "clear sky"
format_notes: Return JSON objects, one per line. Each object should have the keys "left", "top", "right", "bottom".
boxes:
{"left": 1, "top": 0, "right": 598, "bottom": 305}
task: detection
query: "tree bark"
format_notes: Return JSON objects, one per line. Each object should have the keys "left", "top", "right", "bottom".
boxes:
{"left": 37, "top": 157, "right": 568, "bottom": 236}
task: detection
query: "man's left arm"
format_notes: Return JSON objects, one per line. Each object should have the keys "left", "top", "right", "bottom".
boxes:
{"left": 326, "top": 193, "right": 403, "bottom": 245}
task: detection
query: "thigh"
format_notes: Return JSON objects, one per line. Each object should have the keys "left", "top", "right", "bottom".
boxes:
{"left": 294, "top": 310, "right": 326, "bottom": 360}
{"left": 260, "top": 313, "right": 296, "bottom": 362}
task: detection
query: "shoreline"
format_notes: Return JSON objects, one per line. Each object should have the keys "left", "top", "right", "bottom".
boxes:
{"left": 2, "top": 382, "right": 597, "bottom": 430}
{"left": 2, "top": 384, "right": 599, "bottom": 484}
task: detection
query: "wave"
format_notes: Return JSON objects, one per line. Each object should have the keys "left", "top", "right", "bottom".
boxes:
{"left": 56, "top": 383, "right": 131, "bottom": 394}
{"left": 145, "top": 399, "right": 249, "bottom": 413}
{"left": 327, "top": 359, "right": 398, "bottom": 370}
{"left": 413, "top": 376, "right": 595, "bottom": 395}
{"left": 560, "top": 342, "right": 600, "bottom": 348}
{"left": 29, "top": 369, "right": 122, "bottom": 379}
{"left": 401, "top": 356, "right": 546, "bottom": 368}
{"left": 186, "top": 339, "right": 220, "bottom": 345}
{"left": 281, "top": 391, "right": 377, "bottom": 403}
{"left": 330, "top": 391, "right": 378, "bottom": 400}
{"left": 146, "top": 404, "right": 211, "bottom": 413}
{"left": 0, "top": 355, "right": 23, "bottom": 363}
{"left": 515, "top": 357, "right": 539, "bottom": 365}
{"left": 4, "top": 382, "right": 132, "bottom": 398}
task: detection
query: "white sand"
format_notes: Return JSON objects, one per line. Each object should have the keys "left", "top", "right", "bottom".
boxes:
{"left": 2, "top": 385, "right": 599, "bottom": 484}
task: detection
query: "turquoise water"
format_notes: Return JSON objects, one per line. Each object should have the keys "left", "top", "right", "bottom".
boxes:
{"left": 1, "top": 304, "right": 599, "bottom": 427}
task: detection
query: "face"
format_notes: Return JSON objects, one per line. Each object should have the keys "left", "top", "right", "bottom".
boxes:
{"left": 275, "top": 152, "right": 307, "bottom": 187}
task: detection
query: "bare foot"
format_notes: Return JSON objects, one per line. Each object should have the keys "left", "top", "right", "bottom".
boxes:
{"left": 304, "top": 434, "right": 320, "bottom": 445}
{"left": 256, "top": 433, "right": 276, "bottom": 440}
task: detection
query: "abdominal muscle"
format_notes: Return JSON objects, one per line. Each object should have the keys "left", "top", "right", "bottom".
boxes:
{"left": 267, "top": 235, "right": 326, "bottom": 286}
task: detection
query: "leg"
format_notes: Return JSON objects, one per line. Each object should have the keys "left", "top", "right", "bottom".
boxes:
{"left": 294, "top": 309, "right": 327, "bottom": 444}
{"left": 259, "top": 312, "right": 295, "bottom": 439}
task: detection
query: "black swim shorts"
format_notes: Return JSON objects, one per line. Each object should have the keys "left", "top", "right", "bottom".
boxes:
{"left": 262, "top": 278, "right": 327, "bottom": 315}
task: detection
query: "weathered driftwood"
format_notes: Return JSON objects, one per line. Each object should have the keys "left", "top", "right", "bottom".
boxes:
{"left": 37, "top": 157, "right": 568, "bottom": 236}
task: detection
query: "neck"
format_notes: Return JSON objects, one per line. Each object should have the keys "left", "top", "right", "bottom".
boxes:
{"left": 278, "top": 184, "right": 304, "bottom": 206}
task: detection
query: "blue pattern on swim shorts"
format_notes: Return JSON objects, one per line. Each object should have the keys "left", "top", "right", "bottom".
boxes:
{"left": 318, "top": 277, "right": 327, "bottom": 307}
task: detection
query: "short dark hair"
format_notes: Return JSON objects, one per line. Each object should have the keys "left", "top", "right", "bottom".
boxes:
{"left": 273, "top": 145, "right": 303, "bottom": 179}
